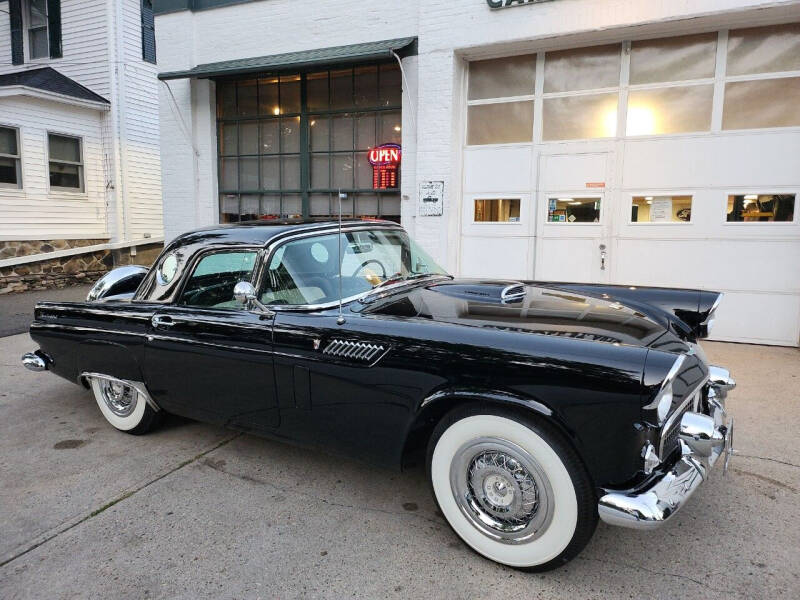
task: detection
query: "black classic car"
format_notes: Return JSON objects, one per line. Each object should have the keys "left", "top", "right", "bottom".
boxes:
{"left": 22, "top": 219, "right": 735, "bottom": 571}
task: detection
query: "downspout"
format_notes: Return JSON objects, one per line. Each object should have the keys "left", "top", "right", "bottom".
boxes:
{"left": 113, "top": 0, "right": 130, "bottom": 243}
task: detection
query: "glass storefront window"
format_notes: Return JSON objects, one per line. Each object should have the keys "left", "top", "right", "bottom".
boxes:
{"left": 726, "top": 194, "right": 796, "bottom": 222}
{"left": 630, "top": 33, "right": 717, "bottom": 84}
{"left": 631, "top": 195, "right": 693, "bottom": 223}
{"left": 626, "top": 85, "right": 713, "bottom": 135}
{"left": 217, "top": 63, "right": 402, "bottom": 222}
{"left": 474, "top": 198, "right": 521, "bottom": 222}
{"left": 547, "top": 197, "right": 601, "bottom": 223}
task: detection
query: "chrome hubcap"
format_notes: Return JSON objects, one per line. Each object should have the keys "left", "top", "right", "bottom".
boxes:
{"left": 99, "top": 379, "right": 137, "bottom": 417}
{"left": 450, "top": 438, "right": 554, "bottom": 544}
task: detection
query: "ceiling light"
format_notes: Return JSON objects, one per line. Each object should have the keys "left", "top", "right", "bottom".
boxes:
{"left": 310, "top": 120, "right": 316, "bottom": 126}
{"left": 744, "top": 194, "right": 758, "bottom": 200}
{"left": 558, "top": 198, "right": 573, "bottom": 203}
{"left": 644, "top": 196, "right": 653, "bottom": 200}
{"left": 569, "top": 201, "right": 582, "bottom": 205}
{"left": 273, "top": 107, "right": 280, "bottom": 115}
{"left": 393, "top": 125, "right": 401, "bottom": 132}
{"left": 646, "top": 200, "right": 653, "bottom": 205}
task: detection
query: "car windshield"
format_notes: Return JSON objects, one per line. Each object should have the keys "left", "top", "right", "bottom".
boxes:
{"left": 260, "top": 228, "right": 450, "bottom": 306}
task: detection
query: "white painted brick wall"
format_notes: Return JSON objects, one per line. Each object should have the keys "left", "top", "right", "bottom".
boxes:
{"left": 155, "top": 0, "right": 797, "bottom": 267}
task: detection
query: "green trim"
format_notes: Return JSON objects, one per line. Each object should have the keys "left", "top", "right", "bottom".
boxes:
{"left": 159, "top": 37, "right": 417, "bottom": 80}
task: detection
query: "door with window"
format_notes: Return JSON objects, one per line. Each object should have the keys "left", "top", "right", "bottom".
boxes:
{"left": 534, "top": 151, "right": 613, "bottom": 284}
{"left": 144, "top": 249, "right": 279, "bottom": 429}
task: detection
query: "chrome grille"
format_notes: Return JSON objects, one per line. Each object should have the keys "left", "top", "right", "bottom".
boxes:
{"left": 322, "top": 339, "right": 385, "bottom": 363}
{"left": 658, "top": 392, "right": 696, "bottom": 459}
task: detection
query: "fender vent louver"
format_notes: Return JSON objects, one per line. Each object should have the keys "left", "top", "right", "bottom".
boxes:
{"left": 323, "top": 339, "right": 385, "bottom": 363}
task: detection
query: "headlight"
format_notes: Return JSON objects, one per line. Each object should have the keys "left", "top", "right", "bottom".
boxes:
{"left": 644, "top": 354, "right": 686, "bottom": 426}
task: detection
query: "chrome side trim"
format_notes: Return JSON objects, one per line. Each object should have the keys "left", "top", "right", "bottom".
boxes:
{"left": 145, "top": 333, "right": 274, "bottom": 355}
{"left": 80, "top": 372, "right": 160, "bottom": 412}
{"left": 30, "top": 323, "right": 145, "bottom": 337}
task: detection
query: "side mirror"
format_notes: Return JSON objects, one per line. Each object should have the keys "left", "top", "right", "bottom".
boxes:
{"left": 233, "top": 280, "right": 257, "bottom": 305}
{"left": 233, "top": 281, "right": 274, "bottom": 316}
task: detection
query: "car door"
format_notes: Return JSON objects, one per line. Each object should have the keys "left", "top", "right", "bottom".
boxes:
{"left": 262, "top": 229, "right": 429, "bottom": 466}
{"left": 144, "top": 247, "right": 280, "bottom": 430}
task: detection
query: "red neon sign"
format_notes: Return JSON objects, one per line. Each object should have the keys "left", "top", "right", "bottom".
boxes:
{"left": 368, "top": 143, "right": 401, "bottom": 189}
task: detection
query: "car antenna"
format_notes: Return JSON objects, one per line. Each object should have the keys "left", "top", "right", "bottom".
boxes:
{"left": 337, "top": 190, "right": 346, "bottom": 325}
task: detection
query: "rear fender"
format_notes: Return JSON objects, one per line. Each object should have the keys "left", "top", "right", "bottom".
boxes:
{"left": 75, "top": 340, "right": 145, "bottom": 387}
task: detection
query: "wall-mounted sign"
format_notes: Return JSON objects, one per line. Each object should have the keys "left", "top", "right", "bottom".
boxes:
{"left": 368, "top": 143, "right": 401, "bottom": 189}
{"left": 419, "top": 181, "right": 444, "bottom": 216}
{"left": 486, "top": 0, "right": 556, "bottom": 10}
{"left": 585, "top": 182, "right": 605, "bottom": 188}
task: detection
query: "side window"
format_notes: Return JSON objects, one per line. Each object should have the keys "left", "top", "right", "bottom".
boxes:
{"left": 261, "top": 234, "right": 339, "bottom": 306}
{"left": 178, "top": 251, "right": 257, "bottom": 309}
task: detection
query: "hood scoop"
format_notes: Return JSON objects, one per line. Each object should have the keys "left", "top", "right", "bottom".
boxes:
{"left": 428, "top": 280, "right": 528, "bottom": 304}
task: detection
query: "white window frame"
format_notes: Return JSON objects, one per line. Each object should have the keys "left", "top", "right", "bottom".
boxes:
{"left": 722, "top": 190, "right": 798, "bottom": 226}
{"left": 26, "top": 0, "right": 49, "bottom": 61}
{"left": 47, "top": 131, "right": 85, "bottom": 194}
{"left": 471, "top": 196, "right": 525, "bottom": 225}
{"left": 542, "top": 193, "right": 604, "bottom": 226}
{"left": 627, "top": 193, "right": 695, "bottom": 226}
{"left": 0, "top": 125, "right": 23, "bottom": 190}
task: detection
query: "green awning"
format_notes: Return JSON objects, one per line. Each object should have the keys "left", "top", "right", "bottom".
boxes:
{"left": 159, "top": 37, "right": 417, "bottom": 80}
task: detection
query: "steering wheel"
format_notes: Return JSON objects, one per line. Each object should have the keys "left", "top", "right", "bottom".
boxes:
{"left": 351, "top": 259, "right": 387, "bottom": 279}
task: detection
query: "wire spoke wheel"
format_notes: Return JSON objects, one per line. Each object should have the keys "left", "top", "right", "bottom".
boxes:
{"left": 449, "top": 437, "right": 554, "bottom": 545}
{"left": 98, "top": 379, "right": 138, "bottom": 418}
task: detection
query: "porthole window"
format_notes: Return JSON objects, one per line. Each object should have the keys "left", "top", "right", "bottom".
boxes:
{"left": 157, "top": 253, "right": 179, "bottom": 285}
{"left": 310, "top": 241, "right": 330, "bottom": 263}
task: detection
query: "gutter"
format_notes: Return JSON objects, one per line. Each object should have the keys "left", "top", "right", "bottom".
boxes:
{"left": 0, "top": 237, "right": 165, "bottom": 269}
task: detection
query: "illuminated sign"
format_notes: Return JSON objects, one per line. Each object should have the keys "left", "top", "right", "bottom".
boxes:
{"left": 368, "top": 143, "right": 401, "bottom": 189}
{"left": 486, "top": 0, "right": 555, "bottom": 9}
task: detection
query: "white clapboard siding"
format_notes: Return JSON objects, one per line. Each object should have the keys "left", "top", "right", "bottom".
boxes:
{"left": 0, "top": 97, "right": 108, "bottom": 239}
{"left": 0, "top": 0, "right": 163, "bottom": 243}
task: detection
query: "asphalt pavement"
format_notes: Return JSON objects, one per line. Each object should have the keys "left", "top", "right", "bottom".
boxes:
{"left": 0, "top": 333, "right": 798, "bottom": 599}
{"left": 0, "top": 285, "right": 93, "bottom": 337}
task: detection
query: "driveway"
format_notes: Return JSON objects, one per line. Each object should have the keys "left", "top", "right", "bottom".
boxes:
{"left": 0, "top": 333, "right": 798, "bottom": 599}
{"left": 0, "top": 285, "right": 92, "bottom": 337}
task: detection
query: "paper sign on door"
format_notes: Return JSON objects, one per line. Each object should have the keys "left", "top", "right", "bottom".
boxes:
{"left": 650, "top": 198, "right": 673, "bottom": 222}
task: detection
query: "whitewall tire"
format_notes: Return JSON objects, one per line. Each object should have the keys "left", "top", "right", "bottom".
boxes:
{"left": 89, "top": 376, "right": 162, "bottom": 435}
{"left": 428, "top": 407, "right": 597, "bottom": 571}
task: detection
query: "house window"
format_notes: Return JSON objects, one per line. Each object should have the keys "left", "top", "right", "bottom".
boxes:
{"left": 28, "top": 0, "right": 49, "bottom": 59}
{"left": 48, "top": 133, "right": 84, "bottom": 192}
{"left": 141, "top": 0, "right": 156, "bottom": 64}
{"left": 0, "top": 126, "right": 22, "bottom": 189}
{"left": 726, "top": 194, "right": 796, "bottom": 222}
{"left": 631, "top": 195, "right": 693, "bottom": 223}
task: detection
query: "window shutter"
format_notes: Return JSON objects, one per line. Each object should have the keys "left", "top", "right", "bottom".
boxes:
{"left": 141, "top": 1, "right": 156, "bottom": 64}
{"left": 47, "top": 0, "right": 63, "bottom": 59}
{"left": 9, "top": 0, "right": 23, "bottom": 65}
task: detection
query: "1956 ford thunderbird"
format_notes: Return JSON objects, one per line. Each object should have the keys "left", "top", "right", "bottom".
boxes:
{"left": 22, "top": 219, "right": 735, "bottom": 571}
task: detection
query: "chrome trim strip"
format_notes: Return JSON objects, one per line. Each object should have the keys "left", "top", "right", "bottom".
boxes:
{"left": 642, "top": 354, "right": 687, "bottom": 411}
{"left": 80, "top": 372, "right": 161, "bottom": 412}
{"left": 31, "top": 323, "right": 145, "bottom": 338}
{"left": 145, "top": 333, "right": 274, "bottom": 355}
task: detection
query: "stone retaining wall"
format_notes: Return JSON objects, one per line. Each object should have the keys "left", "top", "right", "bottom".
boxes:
{"left": 0, "top": 240, "right": 164, "bottom": 294}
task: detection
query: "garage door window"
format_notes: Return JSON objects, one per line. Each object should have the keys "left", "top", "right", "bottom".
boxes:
{"left": 723, "top": 24, "right": 800, "bottom": 130}
{"left": 631, "top": 195, "right": 693, "bottom": 223}
{"left": 726, "top": 194, "right": 796, "bottom": 222}
{"left": 547, "top": 197, "right": 601, "bottom": 223}
{"left": 474, "top": 198, "right": 521, "bottom": 223}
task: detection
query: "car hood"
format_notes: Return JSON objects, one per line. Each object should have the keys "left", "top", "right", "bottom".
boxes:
{"left": 361, "top": 278, "right": 671, "bottom": 347}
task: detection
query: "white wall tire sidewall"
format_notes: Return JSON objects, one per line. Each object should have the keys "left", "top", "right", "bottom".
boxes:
{"left": 90, "top": 378, "right": 147, "bottom": 431}
{"left": 431, "top": 415, "right": 579, "bottom": 568}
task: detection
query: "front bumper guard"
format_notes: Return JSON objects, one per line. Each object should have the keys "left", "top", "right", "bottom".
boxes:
{"left": 598, "top": 370, "right": 734, "bottom": 530}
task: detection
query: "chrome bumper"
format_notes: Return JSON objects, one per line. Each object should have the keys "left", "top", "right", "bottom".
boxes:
{"left": 21, "top": 350, "right": 51, "bottom": 372}
{"left": 598, "top": 365, "right": 734, "bottom": 530}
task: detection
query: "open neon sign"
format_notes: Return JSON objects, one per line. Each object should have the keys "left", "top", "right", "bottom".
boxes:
{"left": 367, "top": 143, "right": 401, "bottom": 189}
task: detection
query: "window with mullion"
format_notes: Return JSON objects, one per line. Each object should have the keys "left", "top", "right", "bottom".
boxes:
{"left": 0, "top": 126, "right": 22, "bottom": 189}
{"left": 216, "top": 63, "right": 402, "bottom": 222}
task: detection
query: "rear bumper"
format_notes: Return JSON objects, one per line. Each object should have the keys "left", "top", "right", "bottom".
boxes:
{"left": 598, "top": 366, "right": 734, "bottom": 530}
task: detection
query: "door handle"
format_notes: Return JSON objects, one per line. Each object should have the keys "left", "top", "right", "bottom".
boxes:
{"left": 151, "top": 315, "right": 174, "bottom": 329}
{"left": 599, "top": 244, "right": 607, "bottom": 271}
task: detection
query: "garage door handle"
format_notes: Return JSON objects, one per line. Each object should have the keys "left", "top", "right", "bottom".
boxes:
{"left": 599, "top": 244, "right": 607, "bottom": 271}
{"left": 151, "top": 315, "right": 174, "bottom": 329}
